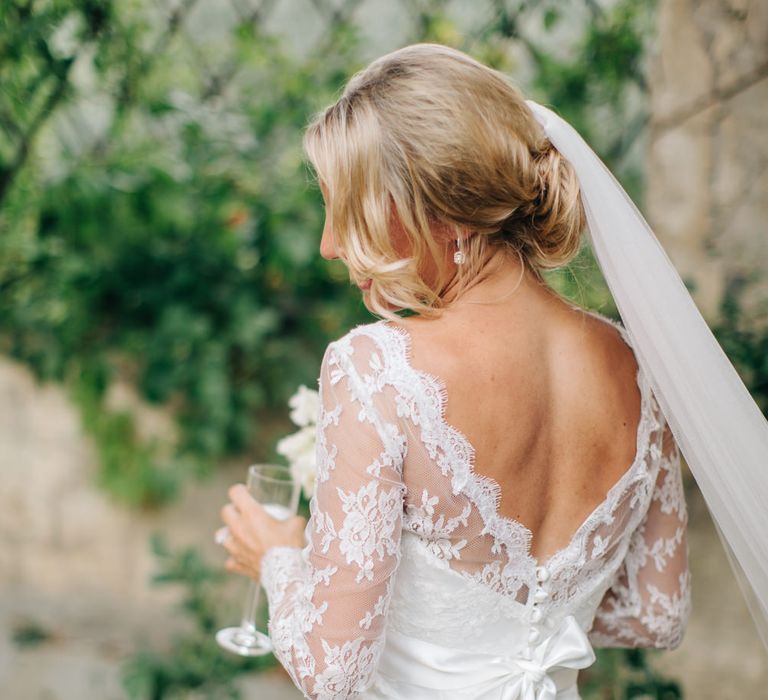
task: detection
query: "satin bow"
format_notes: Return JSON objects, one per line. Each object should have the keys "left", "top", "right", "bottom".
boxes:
{"left": 495, "top": 615, "right": 596, "bottom": 700}
{"left": 378, "top": 613, "right": 596, "bottom": 699}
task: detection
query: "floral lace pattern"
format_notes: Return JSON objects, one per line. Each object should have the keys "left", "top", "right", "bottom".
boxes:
{"left": 260, "top": 313, "right": 691, "bottom": 699}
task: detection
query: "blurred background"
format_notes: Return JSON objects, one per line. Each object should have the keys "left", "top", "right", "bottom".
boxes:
{"left": 0, "top": 0, "right": 766, "bottom": 698}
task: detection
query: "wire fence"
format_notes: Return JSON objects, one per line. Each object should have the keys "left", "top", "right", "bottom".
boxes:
{"left": 1, "top": 0, "right": 623, "bottom": 206}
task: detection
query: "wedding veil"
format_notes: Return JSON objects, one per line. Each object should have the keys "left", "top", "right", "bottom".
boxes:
{"left": 524, "top": 99, "right": 768, "bottom": 652}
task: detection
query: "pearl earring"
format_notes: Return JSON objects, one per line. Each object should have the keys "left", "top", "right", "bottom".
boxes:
{"left": 453, "top": 235, "right": 466, "bottom": 265}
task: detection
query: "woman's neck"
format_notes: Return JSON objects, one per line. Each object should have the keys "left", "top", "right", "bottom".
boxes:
{"left": 441, "top": 246, "right": 562, "bottom": 316}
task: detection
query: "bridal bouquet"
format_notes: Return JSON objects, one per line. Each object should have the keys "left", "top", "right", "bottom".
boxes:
{"left": 275, "top": 384, "right": 319, "bottom": 499}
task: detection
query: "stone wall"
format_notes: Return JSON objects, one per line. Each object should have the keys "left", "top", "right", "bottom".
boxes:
{"left": 643, "top": 4, "right": 768, "bottom": 687}
{"left": 0, "top": 355, "right": 300, "bottom": 698}
{"left": 647, "top": 0, "right": 768, "bottom": 325}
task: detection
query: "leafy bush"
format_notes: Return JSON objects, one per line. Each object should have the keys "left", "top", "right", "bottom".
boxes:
{"left": 1, "top": 2, "right": 368, "bottom": 506}
{"left": 0, "top": 0, "right": 656, "bottom": 507}
{"left": 122, "top": 534, "right": 275, "bottom": 699}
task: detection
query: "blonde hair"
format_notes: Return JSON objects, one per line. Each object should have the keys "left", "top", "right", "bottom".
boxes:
{"left": 303, "top": 43, "right": 586, "bottom": 321}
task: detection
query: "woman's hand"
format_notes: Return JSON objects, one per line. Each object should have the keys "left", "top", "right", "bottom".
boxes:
{"left": 216, "top": 483, "right": 306, "bottom": 579}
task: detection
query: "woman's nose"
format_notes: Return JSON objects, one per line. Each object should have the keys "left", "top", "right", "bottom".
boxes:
{"left": 320, "top": 220, "right": 341, "bottom": 261}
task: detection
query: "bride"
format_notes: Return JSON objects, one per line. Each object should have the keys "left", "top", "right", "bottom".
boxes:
{"left": 217, "top": 44, "right": 768, "bottom": 699}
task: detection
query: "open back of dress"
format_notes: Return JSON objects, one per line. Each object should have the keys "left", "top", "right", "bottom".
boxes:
{"left": 260, "top": 313, "right": 691, "bottom": 700}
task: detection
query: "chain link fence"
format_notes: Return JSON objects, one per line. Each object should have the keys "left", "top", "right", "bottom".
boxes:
{"left": 1, "top": 0, "right": 639, "bottom": 203}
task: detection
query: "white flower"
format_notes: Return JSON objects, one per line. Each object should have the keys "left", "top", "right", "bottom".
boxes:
{"left": 274, "top": 384, "right": 321, "bottom": 500}
{"left": 289, "top": 384, "right": 320, "bottom": 427}
{"left": 276, "top": 425, "right": 317, "bottom": 498}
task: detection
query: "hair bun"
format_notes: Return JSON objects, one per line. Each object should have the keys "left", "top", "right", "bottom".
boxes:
{"left": 512, "top": 143, "right": 586, "bottom": 269}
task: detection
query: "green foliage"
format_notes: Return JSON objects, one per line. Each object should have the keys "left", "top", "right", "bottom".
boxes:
{"left": 1, "top": 0, "right": 369, "bottom": 506}
{"left": 582, "top": 648, "right": 682, "bottom": 699}
{"left": 527, "top": 0, "right": 657, "bottom": 203}
{"left": 712, "top": 276, "right": 768, "bottom": 415}
{"left": 72, "top": 368, "right": 181, "bottom": 508}
{"left": 0, "top": 0, "right": 659, "bottom": 507}
{"left": 122, "top": 534, "right": 274, "bottom": 700}
{"left": 544, "top": 245, "right": 618, "bottom": 319}
{"left": 11, "top": 621, "right": 52, "bottom": 648}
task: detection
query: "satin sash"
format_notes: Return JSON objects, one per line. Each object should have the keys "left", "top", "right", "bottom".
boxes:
{"left": 376, "top": 614, "right": 596, "bottom": 700}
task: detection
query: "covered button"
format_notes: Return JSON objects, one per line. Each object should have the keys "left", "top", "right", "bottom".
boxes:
{"left": 535, "top": 565, "right": 550, "bottom": 582}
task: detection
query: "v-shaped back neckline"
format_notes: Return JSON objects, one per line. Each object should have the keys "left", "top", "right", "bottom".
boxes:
{"left": 366, "top": 308, "right": 655, "bottom": 579}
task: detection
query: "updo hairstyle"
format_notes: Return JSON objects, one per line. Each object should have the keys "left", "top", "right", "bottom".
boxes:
{"left": 303, "top": 43, "right": 586, "bottom": 320}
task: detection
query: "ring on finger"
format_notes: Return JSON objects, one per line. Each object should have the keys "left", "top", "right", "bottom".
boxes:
{"left": 215, "top": 526, "right": 231, "bottom": 546}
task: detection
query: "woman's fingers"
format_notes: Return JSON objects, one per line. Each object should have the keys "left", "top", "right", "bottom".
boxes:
{"left": 228, "top": 483, "right": 263, "bottom": 518}
{"left": 217, "top": 482, "right": 302, "bottom": 578}
{"left": 220, "top": 503, "right": 253, "bottom": 551}
{"left": 225, "top": 556, "right": 249, "bottom": 576}
{"left": 220, "top": 502, "right": 241, "bottom": 529}
{"left": 221, "top": 533, "right": 238, "bottom": 556}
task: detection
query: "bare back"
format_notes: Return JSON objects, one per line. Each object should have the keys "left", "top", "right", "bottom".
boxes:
{"left": 387, "top": 300, "right": 642, "bottom": 566}
{"left": 260, "top": 294, "right": 689, "bottom": 688}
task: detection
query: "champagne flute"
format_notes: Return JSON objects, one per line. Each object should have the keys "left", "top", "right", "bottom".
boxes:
{"left": 216, "top": 463, "right": 300, "bottom": 656}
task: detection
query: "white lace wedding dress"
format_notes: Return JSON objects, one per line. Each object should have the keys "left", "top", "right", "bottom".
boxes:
{"left": 260, "top": 311, "right": 691, "bottom": 699}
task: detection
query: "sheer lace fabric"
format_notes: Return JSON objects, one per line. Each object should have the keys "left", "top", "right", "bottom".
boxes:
{"left": 260, "top": 313, "right": 691, "bottom": 699}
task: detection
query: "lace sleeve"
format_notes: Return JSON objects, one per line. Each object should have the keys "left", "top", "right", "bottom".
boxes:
{"left": 260, "top": 331, "right": 406, "bottom": 699}
{"left": 588, "top": 420, "right": 692, "bottom": 649}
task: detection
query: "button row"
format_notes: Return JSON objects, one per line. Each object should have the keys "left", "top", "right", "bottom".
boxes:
{"left": 529, "top": 565, "right": 550, "bottom": 644}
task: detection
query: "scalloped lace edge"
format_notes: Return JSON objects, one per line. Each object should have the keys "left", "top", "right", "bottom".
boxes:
{"left": 343, "top": 312, "right": 662, "bottom": 582}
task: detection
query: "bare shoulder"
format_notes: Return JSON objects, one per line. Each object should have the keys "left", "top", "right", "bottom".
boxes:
{"left": 566, "top": 308, "right": 639, "bottom": 376}
{"left": 554, "top": 307, "right": 642, "bottom": 428}
{"left": 381, "top": 305, "right": 640, "bottom": 405}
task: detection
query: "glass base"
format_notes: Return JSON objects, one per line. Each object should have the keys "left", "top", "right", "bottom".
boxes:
{"left": 216, "top": 626, "right": 273, "bottom": 657}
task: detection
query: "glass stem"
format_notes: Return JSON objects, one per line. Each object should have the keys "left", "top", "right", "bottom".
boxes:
{"left": 240, "top": 579, "right": 262, "bottom": 635}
